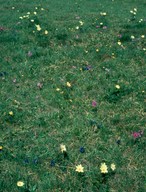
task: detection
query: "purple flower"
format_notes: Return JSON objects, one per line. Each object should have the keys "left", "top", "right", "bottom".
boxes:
{"left": 92, "top": 100, "right": 97, "bottom": 107}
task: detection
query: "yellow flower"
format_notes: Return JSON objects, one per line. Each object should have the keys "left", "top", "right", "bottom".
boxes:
{"left": 96, "top": 49, "right": 99, "bottom": 52}
{"left": 9, "top": 111, "right": 14, "bottom": 116}
{"left": 111, "top": 163, "right": 116, "bottom": 171}
{"left": 117, "top": 41, "right": 121, "bottom": 45}
{"left": 131, "top": 35, "right": 135, "bottom": 39}
{"left": 41, "top": 8, "right": 44, "bottom": 11}
{"left": 100, "top": 163, "right": 108, "bottom": 173}
{"left": 60, "top": 144, "right": 66, "bottom": 153}
{"left": 17, "top": 181, "right": 24, "bottom": 187}
{"left": 34, "top": 12, "right": 37, "bottom": 15}
{"left": 79, "top": 21, "right": 84, "bottom": 25}
{"left": 66, "top": 82, "right": 71, "bottom": 87}
{"left": 27, "top": 12, "right": 30, "bottom": 15}
{"left": 35, "top": 24, "right": 41, "bottom": 31}
{"left": 0, "top": 146, "right": 3, "bottom": 150}
{"left": 56, "top": 88, "right": 60, "bottom": 91}
{"left": 44, "top": 30, "right": 48, "bottom": 35}
{"left": 141, "top": 35, "right": 145, "bottom": 38}
{"left": 75, "top": 164, "right": 84, "bottom": 173}
{"left": 115, "top": 85, "right": 120, "bottom": 89}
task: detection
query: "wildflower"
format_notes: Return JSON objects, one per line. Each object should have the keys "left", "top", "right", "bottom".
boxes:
{"left": 76, "top": 26, "right": 79, "bottom": 30}
{"left": 75, "top": 164, "right": 84, "bottom": 173}
{"left": 141, "top": 35, "right": 145, "bottom": 38}
{"left": 66, "top": 82, "right": 71, "bottom": 87}
{"left": 131, "top": 35, "right": 135, "bottom": 39}
{"left": 79, "top": 21, "right": 84, "bottom": 25}
{"left": 50, "top": 160, "right": 55, "bottom": 167}
{"left": 100, "top": 163, "right": 108, "bottom": 173}
{"left": 100, "top": 12, "right": 107, "bottom": 16}
{"left": 132, "top": 131, "right": 143, "bottom": 139}
{"left": 27, "top": 51, "right": 32, "bottom": 57}
{"left": 60, "top": 144, "right": 66, "bottom": 153}
{"left": 35, "top": 24, "right": 41, "bottom": 31}
{"left": 134, "top": 8, "right": 137, "bottom": 12}
{"left": 92, "top": 100, "right": 97, "bottom": 107}
{"left": 31, "top": 19, "right": 34, "bottom": 22}
{"left": 100, "top": 22, "right": 103, "bottom": 26}
{"left": 117, "top": 41, "right": 121, "bottom": 45}
{"left": 34, "top": 12, "right": 37, "bottom": 15}
{"left": 79, "top": 147, "right": 85, "bottom": 153}
{"left": 19, "top": 17, "right": 23, "bottom": 19}
{"left": 115, "top": 85, "right": 120, "bottom": 89}
{"left": 9, "top": 111, "right": 14, "bottom": 116}
{"left": 12, "top": 7, "right": 15, "bottom": 9}
{"left": 41, "top": 8, "right": 44, "bottom": 11}
{"left": 17, "top": 181, "right": 24, "bottom": 187}
{"left": 96, "top": 49, "right": 99, "bottom": 52}
{"left": 0, "top": 146, "right": 3, "bottom": 150}
{"left": 56, "top": 88, "right": 60, "bottom": 91}
{"left": 27, "top": 12, "right": 30, "bottom": 15}
{"left": 44, "top": 30, "right": 48, "bottom": 35}
{"left": 111, "top": 163, "right": 116, "bottom": 171}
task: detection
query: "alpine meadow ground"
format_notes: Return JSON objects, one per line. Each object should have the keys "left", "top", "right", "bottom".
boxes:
{"left": 0, "top": 0, "right": 146, "bottom": 191}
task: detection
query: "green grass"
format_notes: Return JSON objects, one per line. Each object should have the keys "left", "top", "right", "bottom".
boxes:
{"left": 0, "top": 0, "right": 146, "bottom": 191}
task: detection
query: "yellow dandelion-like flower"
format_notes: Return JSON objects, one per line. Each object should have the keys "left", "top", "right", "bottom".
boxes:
{"left": 75, "top": 164, "right": 84, "bottom": 173}
{"left": 79, "top": 21, "right": 84, "bottom": 25}
{"left": 100, "top": 163, "right": 108, "bottom": 174}
{"left": 96, "top": 49, "right": 99, "bottom": 52}
{"left": 60, "top": 144, "right": 66, "bottom": 153}
{"left": 117, "top": 41, "right": 122, "bottom": 45}
{"left": 131, "top": 35, "right": 135, "bottom": 39}
{"left": 35, "top": 24, "right": 41, "bottom": 31}
{"left": 56, "top": 88, "right": 60, "bottom": 91}
{"left": 111, "top": 163, "right": 116, "bottom": 171}
{"left": 9, "top": 111, "right": 14, "bottom": 116}
{"left": 0, "top": 146, "right": 3, "bottom": 150}
{"left": 141, "top": 35, "right": 145, "bottom": 38}
{"left": 66, "top": 82, "right": 71, "bottom": 87}
{"left": 44, "top": 30, "right": 48, "bottom": 35}
{"left": 17, "top": 181, "right": 24, "bottom": 187}
{"left": 115, "top": 85, "right": 120, "bottom": 89}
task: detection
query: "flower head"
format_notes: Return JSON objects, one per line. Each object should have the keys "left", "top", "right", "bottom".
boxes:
{"left": 66, "top": 82, "right": 71, "bottom": 87}
{"left": 45, "top": 30, "right": 48, "bottom": 35}
{"left": 35, "top": 24, "right": 41, "bottom": 31}
{"left": 115, "top": 85, "right": 120, "bottom": 89}
{"left": 9, "top": 111, "right": 14, "bottom": 116}
{"left": 92, "top": 100, "right": 97, "bottom": 107}
{"left": 75, "top": 164, "right": 84, "bottom": 173}
{"left": 100, "top": 163, "right": 108, "bottom": 173}
{"left": 0, "top": 146, "right": 3, "bottom": 150}
{"left": 17, "top": 181, "right": 24, "bottom": 187}
{"left": 111, "top": 163, "right": 116, "bottom": 171}
{"left": 60, "top": 144, "right": 66, "bottom": 153}
{"left": 79, "top": 147, "right": 85, "bottom": 153}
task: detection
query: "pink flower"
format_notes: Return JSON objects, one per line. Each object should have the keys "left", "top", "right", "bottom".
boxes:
{"left": 92, "top": 100, "right": 97, "bottom": 107}
{"left": 132, "top": 131, "right": 143, "bottom": 139}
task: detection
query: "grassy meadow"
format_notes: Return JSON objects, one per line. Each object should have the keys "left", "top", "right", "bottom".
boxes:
{"left": 0, "top": 0, "right": 146, "bottom": 191}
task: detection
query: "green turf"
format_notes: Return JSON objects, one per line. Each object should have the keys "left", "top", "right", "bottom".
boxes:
{"left": 0, "top": 0, "right": 146, "bottom": 191}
